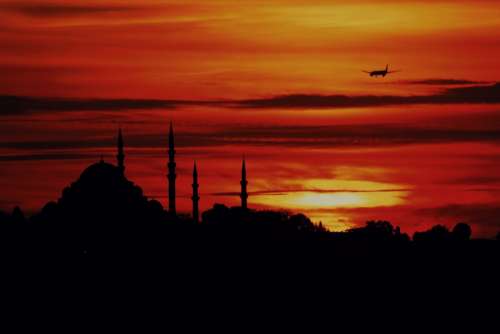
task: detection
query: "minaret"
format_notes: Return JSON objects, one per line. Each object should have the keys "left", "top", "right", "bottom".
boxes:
{"left": 240, "top": 158, "right": 248, "bottom": 210}
{"left": 167, "top": 122, "right": 176, "bottom": 215}
{"left": 192, "top": 161, "right": 200, "bottom": 223}
{"left": 116, "top": 128, "right": 125, "bottom": 175}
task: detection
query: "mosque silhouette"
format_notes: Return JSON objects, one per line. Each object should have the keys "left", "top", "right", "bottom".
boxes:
{"left": 31, "top": 122, "right": 252, "bottom": 229}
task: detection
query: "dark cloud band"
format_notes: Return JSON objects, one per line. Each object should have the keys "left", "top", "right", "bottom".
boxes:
{"left": 0, "top": 96, "right": 178, "bottom": 115}
{"left": 0, "top": 3, "right": 135, "bottom": 18}
{"left": 2, "top": 82, "right": 499, "bottom": 116}
{"left": 210, "top": 188, "right": 410, "bottom": 197}
{"left": 236, "top": 83, "right": 500, "bottom": 109}
{"left": 2, "top": 122, "right": 500, "bottom": 153}
{"left": 399, "top": 79, "right": 489, "bottom": 85}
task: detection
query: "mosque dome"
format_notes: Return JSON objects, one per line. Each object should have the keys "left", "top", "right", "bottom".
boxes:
{"left": 33, "top": 131, "right": 168, "bottom": 231}
{"left": 79, "top": 159, "right": 124, "bottom": 184}
{"left": 58, "top": 159, "right": 146, "bottom": 214}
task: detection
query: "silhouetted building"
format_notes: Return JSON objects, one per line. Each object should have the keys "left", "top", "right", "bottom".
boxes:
{"left": 240, "top": 158, "right": 248, "bottom": 210}
{"left": 49, "top": 158, "right": 165, "bottom": 228}
{"left": 192, "top": 162, "right": 200, "bottom": 223}
{"left": 116, "top": 128, "right": 125, "bottom": 175}
{"left": 168, "top": 122, "right": 176, "bottom": 215}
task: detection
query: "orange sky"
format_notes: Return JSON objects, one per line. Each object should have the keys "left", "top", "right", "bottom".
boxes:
{"left": 1, "top": 0, "right": 500, "bottom": 237}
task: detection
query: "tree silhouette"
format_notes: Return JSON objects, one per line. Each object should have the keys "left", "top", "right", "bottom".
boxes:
{"left": 11, "top": 206, "right": 26, "bottom": 224}
{"left": 0, "top": 210, "right": 9, "bottom": 225}
{"left": 348, "top": 220, "right": 400, "bottom": 241}
{"left": 201, "top": 204, "right": 325, "bottom": 240}
{"left": 452, "top": 222, "right": 472, "bottom": 241}
{"left": 413, "top": 224, "right": 451, "bottom": 243}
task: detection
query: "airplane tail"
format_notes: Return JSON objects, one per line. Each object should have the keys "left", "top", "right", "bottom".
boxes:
{"left": 386, "top": 64, "right": 389, "bottom": 71}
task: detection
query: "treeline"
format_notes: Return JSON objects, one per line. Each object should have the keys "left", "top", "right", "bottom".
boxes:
{"left": 0, "top": 203, "right": 498, "bottom": 245}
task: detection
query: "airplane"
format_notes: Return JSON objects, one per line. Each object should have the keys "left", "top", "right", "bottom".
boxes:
{"left": 363, "top": 64, "right": 401, "bottom": 77}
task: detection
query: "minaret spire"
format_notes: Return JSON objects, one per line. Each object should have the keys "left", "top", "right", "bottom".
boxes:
{"left": 192, "top": 161, "right": 200, "bottom": 223}
{"left": 116, "top": 127, "right": 125, "bottom": 175}
{"left": 240, "top": 158, "right": 248, "bottom": 210}
{"left": 167, "top": 122, "right": 176, "bottom": 215}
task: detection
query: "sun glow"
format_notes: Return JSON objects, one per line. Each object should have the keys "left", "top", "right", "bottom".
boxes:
{"left": 253, "top": 189, "right": 408, "bottom": 210}
{"left": 251, "top": 189, "right": 408, "bottom": 231}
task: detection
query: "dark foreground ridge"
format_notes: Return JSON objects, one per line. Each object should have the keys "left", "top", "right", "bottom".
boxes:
{"left": 1, "top": 154, "right": 499, "bottom": 328}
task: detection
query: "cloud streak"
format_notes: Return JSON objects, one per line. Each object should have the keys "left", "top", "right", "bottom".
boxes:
{"left": 0, "top": 95, "right": 178, "bottom": 115}
{"left": 0, "top": 95, "right": 226, "bottom": 115}
{"left": 2, "top": 122, "right": 500, "bottom": 153}
{"left": 0, "top": 3, "right": 136, "bottom": 18}
{"left": 1, "top": 82, "right": 499, "bottom": 116}
{"left": 210, "top": 188, "right": 410, "bottom": 197}
{"left": 0, "top": 153, "right": 97, "bottom": 162}
{"left": 236, "top": 83, "right": 500, "bottom": 109}
{"left": 399, "top": 79, "right": 490, "bottom": 85}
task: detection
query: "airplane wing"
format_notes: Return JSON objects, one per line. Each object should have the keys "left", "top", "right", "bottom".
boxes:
{"left": 362, "top": 70, "right": 371, "bottom": 73}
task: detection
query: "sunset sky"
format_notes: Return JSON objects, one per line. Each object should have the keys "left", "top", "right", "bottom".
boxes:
{"left": 1, "top": 0, "right": 500, "bottom": 237}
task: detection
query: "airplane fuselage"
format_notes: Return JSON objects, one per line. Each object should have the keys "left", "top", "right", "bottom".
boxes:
{"left": 370, "top": 70, "right": 387, "bottom": 77}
